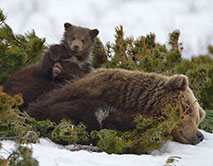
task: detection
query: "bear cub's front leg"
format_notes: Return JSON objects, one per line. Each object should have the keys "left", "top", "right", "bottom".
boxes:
{"left": 52, "top": 62, "right": 62, "bottom": 79}
{"left": 47, "top": 44, "right": 64, "bottom": 80}
{"left": 49, "top": 44, "right": 62, "bottom": 61}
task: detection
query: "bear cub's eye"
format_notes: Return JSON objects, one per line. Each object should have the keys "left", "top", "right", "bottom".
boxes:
{"left": 81, "top": 39, "right": 85, "bottom": 43}
{"left": 72, "top": 37, "right": 76, "bottom": 40}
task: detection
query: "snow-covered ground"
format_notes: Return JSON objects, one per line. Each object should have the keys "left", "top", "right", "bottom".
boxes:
{"left": 0, "top": 1, "right": 213, "bottom": 165}
{"left": 0, "top": 0, "right": 213, "bottom": 58}
{"left": 1, "top": 130, "right": 213, "bottom": 166}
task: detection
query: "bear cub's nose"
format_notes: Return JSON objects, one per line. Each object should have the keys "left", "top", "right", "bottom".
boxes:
{"left": 74, "top": 45, "right": 79, "bottom": 50}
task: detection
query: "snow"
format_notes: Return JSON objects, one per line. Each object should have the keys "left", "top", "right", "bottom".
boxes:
{"left": 1, "top": 130, "right": 213, "bottom": 166}
{"left": 0, "top": 0, "right": 213, "bottom": 58}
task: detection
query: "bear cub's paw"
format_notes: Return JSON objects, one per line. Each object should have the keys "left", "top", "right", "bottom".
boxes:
{"left": 52, "top": 62, "right": 62, "bottom": 79}
{"left": 49, "top": 45, "right": 62, "bottom": 61}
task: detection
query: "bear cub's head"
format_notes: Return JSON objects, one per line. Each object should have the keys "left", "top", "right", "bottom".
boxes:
{"left": 166, "top": 75, "right": 206, "bottom": 145}
{"left": 63, "top": 22, "right": 99, "bottom": 60}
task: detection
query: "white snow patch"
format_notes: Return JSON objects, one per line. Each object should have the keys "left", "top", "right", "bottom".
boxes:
{"left": 1, "top": 130, "right": 213, "bottom": 166}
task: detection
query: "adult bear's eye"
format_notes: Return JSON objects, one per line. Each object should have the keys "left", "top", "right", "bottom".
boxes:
{"left": 81, "top": 39, "right": 85, "bottom": 43}
{"left": 72, "top": 37, "right": 76, "bottom": 40}
{"left": 184, "top": 106, "right": 192, "bottom": 116}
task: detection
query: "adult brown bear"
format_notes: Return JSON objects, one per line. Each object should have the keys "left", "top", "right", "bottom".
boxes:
{"left": 27, "top": 68, "right": 206, "bottom": 145}
{"left": 3, "top": 23, "right": 99, "bottom": 109}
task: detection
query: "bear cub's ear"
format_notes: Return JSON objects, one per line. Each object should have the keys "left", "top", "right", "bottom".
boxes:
{"left": 89, "top": 29, "right": 99, "bottom": 38}
{"left": 166, "top": 75, "right": 188, "bottom": 91}
{"left": 64, "top": 22, "right": 73, "bottom": 30}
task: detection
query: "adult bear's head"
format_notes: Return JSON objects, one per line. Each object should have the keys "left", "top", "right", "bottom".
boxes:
{"left": 165, "top": 75, "right": 206, "bottom": 145}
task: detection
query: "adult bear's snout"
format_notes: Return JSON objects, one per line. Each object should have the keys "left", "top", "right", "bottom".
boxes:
{"left": 194, "top": 131, "right": 204, "bottom": 144}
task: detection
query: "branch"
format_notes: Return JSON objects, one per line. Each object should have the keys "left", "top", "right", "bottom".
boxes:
{"left": 65, "top": 144, "right": 102, "bottom": 152}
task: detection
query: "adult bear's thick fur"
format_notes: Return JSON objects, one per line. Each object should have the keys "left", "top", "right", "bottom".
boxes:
{"left": 27, "top": 68, "right": 206, "bottom": 145}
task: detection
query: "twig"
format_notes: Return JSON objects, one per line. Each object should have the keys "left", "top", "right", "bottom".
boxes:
{"left": 184, "top": 99, "right": 198, "bottom": 115}
{"left": 65, "top": 144, "right": 102, "bottom": 152}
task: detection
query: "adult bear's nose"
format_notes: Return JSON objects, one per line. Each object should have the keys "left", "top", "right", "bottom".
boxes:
{"left": 194, "top": 131, "right": 204, "bottom": 144}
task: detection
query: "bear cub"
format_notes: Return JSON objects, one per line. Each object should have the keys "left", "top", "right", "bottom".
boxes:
{"left": 41, "top": 22, "right": 99, "bottom": 82}
{"left": 3, "top": 23, "right": 99, "bottom": 109}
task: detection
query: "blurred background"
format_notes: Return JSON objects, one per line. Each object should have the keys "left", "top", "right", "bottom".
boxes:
{"left": 0, "top": 0, "right": 213, "bottom": 58}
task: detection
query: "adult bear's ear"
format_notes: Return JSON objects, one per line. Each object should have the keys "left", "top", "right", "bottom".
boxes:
{"left": 89, "top": 29, "right": 99, "bottom": 38}
{"left": 64, "top": 22, "right": 73, "bottom": 30}
{"left": 199, "top": 107, "right": 206, "bottom": 122}
{"left": 166, "top": 75, "right": 188, "bottom": 91}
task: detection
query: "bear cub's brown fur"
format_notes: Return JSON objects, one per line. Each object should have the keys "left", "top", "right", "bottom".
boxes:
{"left": 27, "top": 68, "right": 206, "bottom": 145}
{"left": 41, "top": 22, "right": 99, "bottom": 82}
{"left": 3, "top": 23, "right": 99, "bottom": 109}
